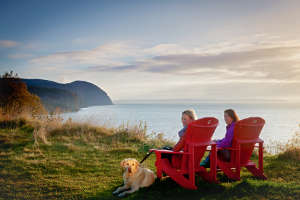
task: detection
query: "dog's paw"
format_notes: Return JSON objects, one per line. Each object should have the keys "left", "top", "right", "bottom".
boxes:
{"left": 118, "top": 192, "right": 127, "bottom": 198}
{"left": 112, "top": 190, "right": 118, "bottom": 195}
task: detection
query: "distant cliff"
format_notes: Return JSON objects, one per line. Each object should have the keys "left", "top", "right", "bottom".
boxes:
{"left": 22, "top": 79, "right": 113, "bottom": 112}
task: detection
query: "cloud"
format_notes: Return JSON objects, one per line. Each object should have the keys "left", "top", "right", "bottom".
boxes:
{"left": 88, "top": 64, "right": 138, "bottom": 72}
{"left": 87, "top": 43, "right": 300, "bottom": 84}
{"left": 27, "top": 36, "right": 300, "bottom": 86}
{"left": 29, "top": 41, "right": 142, "bottom": 67}
{"left": 0, "top": 40, "right": 19, "bottom": 48}
{"left": 144, "top": 45, "right": 300, "bottom": 81}
{"left": 8, "top": 53, "right": 33, "bottom": 59}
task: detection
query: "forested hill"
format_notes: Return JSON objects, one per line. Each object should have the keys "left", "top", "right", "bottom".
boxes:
{"left": 22, "top": 79, "right": 113, "bottom": 112}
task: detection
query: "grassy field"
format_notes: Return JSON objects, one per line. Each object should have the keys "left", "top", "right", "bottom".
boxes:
{"left": 0, "top": 118, "right": 299, "bottom": 200}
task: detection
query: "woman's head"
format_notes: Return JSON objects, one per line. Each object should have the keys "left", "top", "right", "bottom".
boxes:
{"left": 182, "top": 109, "right": 197, "bottom": 126}
{"left": 224, "top": 109, "right": 239, "bottom": 125}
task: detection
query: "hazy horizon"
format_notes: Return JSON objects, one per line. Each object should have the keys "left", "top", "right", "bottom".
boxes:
{"left": 113, "top": 98, "right": 299, "bottom": 104}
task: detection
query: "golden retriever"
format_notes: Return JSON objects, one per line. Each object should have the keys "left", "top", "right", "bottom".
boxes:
{"left": 112, "top": 158, "right": 156, "bottom": 197}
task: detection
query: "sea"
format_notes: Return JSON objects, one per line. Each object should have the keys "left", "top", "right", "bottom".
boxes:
{"left": 61, "top": 102, "right": 300, "bottom": 150}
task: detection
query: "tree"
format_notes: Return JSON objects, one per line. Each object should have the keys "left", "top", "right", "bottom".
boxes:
{"left": 0, "top": 70, "right": 47, "bottom": 117}
{"left": 1, "top": 70, "right": 19, "bottom": 79}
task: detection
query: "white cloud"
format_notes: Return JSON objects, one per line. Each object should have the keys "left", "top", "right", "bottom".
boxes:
{"left": 8, "top": 53, "right": 33, "bottom": 59}
{"left": 0, "top": 40, "right": 19, "bottom": 48}
{"left": 29, "top": 41, "right": 142, "bottom": 67}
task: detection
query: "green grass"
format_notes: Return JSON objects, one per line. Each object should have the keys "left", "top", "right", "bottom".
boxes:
{"left": 0, "top": 119, "right": 299, "bottom": 200}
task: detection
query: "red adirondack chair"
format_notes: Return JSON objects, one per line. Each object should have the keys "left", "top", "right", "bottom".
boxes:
{"left": 150, "top": 117, "right": 219, "bottom": 190}
{"left": 217, "top": 117, "right": 267, "bottom": 180}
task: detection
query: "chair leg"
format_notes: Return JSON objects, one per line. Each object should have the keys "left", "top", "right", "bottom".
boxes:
{"left": 246, "top": 165, "right": 267, "bottom": 180}
{"left": 188, "top": 146, "right": 196, "bottom": 188}
{"left": 218, "top": 161, "right": 238, "bottom": 180}
{"left": 156, "top": 165, "right": 162, "bottom": 179}
{"left": 235, "top": 144, "right": 241, "bottom": 181}
{"left": 209, "top": 144, "right": 217, "bottom": 182}
{"left": 235, "top": 168, "right": 241, "bottom": 181}
{"left": 155, "top": 153, "right": 162, "bottom": 179}
{"left": 162, "top": 159, "right": 197, "bottom": 190}
{"left": 259, "top": 142, "right": 264, "bottom": 175}
{"left": 246, "top": 142, "right": 266, "bottom": 180}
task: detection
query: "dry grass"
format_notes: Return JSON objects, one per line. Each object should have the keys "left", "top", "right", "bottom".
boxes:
{"left": 276, "top": 131, "right": 300, "bottom": 161}
{"left": 265, "top": 131, "right": 300, "bottom": 161}
{"left": 278, "top": 147, "right": 300, "bottom": 161}
{"left": 0, "top": 112, "right": 173, "bottom": 154}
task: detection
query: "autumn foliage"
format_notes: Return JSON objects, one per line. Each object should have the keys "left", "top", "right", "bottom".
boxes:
{"left": 0, "top": 71, "right": 46, "bottom": 117}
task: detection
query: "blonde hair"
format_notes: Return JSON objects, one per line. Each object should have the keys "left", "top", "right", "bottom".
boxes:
{"left": 182, "top": 109, "right": 197, "bottom": 120}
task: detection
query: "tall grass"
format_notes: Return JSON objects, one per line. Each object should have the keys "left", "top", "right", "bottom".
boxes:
{"left": 277, "top": 131, "right": 300, "bottom": 161}
{"left": 0, "top": 111, "right": 173, "bottom": 153}
{"left": 1, "top": 110, "right": 298, "bottom": 158}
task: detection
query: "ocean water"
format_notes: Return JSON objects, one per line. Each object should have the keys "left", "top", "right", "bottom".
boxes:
{"left": 61, "top": 103, "right": 300, "bottom": 146}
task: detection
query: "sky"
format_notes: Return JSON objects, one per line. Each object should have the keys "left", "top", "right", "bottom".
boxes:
{"left": 1, "top": 0, "right": 300, "bottom": 103}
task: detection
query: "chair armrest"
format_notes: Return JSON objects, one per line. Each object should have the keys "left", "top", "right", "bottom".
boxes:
{"left": 149, "top": 149, "right": 191, "bottom": 155}
{"left": 256, "top": 138, "right": 264, "bottom": 143}
{"left": 217, "top": 147, "right": 239, "bottom": 151}
{"left": 217, "top": 138, "right": 264, "bottom": 150}
{"left": 237, "top": 138, "right": 264, "bottom": 144}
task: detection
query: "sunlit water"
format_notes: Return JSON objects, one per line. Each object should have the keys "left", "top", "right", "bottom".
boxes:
{"left": 62, "top": 103, "right": 300, "bottom": 147}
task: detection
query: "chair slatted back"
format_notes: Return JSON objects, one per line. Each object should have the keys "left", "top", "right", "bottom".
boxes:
{"left": 183, "top": 117, "right": 219, "bottom": 168}
{"left": 232, "top": 117, "right": 265, "bottom": 165}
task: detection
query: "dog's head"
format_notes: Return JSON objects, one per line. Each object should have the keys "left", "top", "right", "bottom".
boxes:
{"left": 120, "top": 158, "right": 140, "bottom": 175}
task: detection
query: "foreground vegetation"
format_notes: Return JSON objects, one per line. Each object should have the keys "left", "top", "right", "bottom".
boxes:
{"left": 0, "top": 117, "right": 299, "bottom": 200}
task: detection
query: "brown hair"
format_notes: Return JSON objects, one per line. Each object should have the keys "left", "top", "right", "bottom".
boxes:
{"left": 224, "top": 109, "right": 239, "bottom": 122}
{"left": 182, "top": 109, "right": 197, "bottom": 120}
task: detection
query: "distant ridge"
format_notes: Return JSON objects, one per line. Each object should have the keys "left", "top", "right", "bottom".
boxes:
{"left": 22, "top": 79, "right": 113, "bottom": 112}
